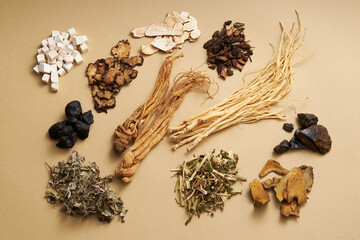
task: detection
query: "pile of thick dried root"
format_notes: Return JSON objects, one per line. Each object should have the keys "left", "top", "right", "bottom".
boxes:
{"left": 169, "top": 11, "right": 305, "bottom": 151}
{"left": 115, "top": 54, "right": 215, "bottom": 182}
{"left": 113, "top": 54, "right": 182, "bottom": 153}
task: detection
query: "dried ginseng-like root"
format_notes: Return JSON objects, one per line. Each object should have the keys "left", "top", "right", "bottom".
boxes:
{"left": 115, "top": 69, "right": 215, "bottom": 182}
{"left": 86, "top": 40, "right": 144, "bottom": 113}
{"left": 114, "top": 53, "right": 183, "bottom": 153}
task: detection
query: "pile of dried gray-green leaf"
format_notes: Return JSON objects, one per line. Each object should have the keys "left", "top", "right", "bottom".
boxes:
{"left": 45, "top": 151, "right": 127, "bottom": 223}
{"left": 172, "top": 150, "right": 247, "bottom": 225}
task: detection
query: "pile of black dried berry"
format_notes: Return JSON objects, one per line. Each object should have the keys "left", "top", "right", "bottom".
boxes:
{"left": 273, "top": 113, "right": 332, "bottom": 154}
{"left": 48, "top": 100, "right": 94, "bottom": 148}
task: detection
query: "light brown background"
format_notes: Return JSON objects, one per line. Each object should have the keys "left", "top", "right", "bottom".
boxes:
{"left": 1, "top": 0, "right": 359, "bottom": 239}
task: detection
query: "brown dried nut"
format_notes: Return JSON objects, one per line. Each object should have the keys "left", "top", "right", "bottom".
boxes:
{"left": 274, "top": 167, "right": 307, "bottom": 205}
{"left": 249, "top": 179, "right": 270, "bottom": 207}
{"left": 259, "top": 160, "right": 289, "bottom": 178}
{"left": 226, "top": 69, "right": 233, "bottom": 76}
{"left": 121, "top": 56, "right": 144, "bottom": 68}
{"left": 262, "top": 177, "right": 281, "bottom": 189}
{"left": 111, "top": 40, "right": 131, "bottom": 59}
{"left": 233, "top": 22, "right": 245, "bottom": 28}
{"left": 281, "top": 200, "right": 300, "bottom": 217}
{"left": 299, "top": 165, "right": 314, "bottom": 192}
{"left": 226, "top": 27, "right": 234, "bottom": 37}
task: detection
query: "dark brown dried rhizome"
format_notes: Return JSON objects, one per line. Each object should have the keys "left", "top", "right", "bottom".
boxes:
{"left": 86, "top": 40, "right": 144, "bottom": 113}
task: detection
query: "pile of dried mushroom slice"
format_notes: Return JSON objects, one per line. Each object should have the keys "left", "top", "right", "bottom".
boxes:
{"left": 249, "top": 160, "right": 314, "bottom": 217}
{"left": 131, "top": 11, "right": 201, "bottom": 55}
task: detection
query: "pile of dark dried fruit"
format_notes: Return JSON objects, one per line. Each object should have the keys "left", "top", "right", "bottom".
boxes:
{"left": 203, "top": 20, "right": 253, "bottom": 79}
{"left": 48, "top": 100, "right": 94, "bottom": 148}
{"left": 86, "top": 40, "right": 144, "bottom": 113}
{"left": 45, "top": 151, "right": 127, "bottom": 223}
{"left": 274, "top": 113, "right": 332, "bottom": 154}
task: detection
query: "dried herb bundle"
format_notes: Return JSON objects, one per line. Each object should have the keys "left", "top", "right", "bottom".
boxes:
{"left": 169, "top": 11, "right": 305, "bottom": 151}
{"left": 115, "top": 68, "right": 216, "bottom": 183}
{"left": 45, "top": 151, "right": 127, "bottom": 223}
{"left": 172, "top": 150, "right": 246, "bottom": 225}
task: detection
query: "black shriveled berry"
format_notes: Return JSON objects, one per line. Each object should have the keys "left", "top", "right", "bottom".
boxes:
{"left": 57, "top": 132, "right": 77, "bottom": 148}
{"left": 65, "top": 100, "right": 82, "bottom": 119}
{"left": 73, "top": 121, "right": 90, "bottom": 140}
{"left": 58, "top": 126, "right": 75, "bottom": 138}
{"left": 79, "top": 110, "right": 94, "bottom": 125}
{"left": 48, "top": 120, "right": 67, "bottom": 139}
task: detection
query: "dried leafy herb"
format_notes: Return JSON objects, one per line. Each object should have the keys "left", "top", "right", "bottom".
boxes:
{"left": 45, "top": 151, "right": 127, "bottom": 223}
{"left": 172, "top": 150, "right": 246, "bottom": 225}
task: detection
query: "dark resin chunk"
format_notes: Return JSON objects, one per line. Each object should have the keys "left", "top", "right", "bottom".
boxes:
{"left": 296, "top": 125, "right": 332, "bottom": 154}
{"left": 79, "top": 110, "right": 94, "bottom": 125}
{"left": 289, "top": 137, "right": 308, "bottom": 149}
{"left": 273, "top": 140, "right": 291, "bottom": 154}
{"left": 224, "top": 20, "right": 232, "bottom": 26}
{"left": 297, "top": 113, "right": 318, "bottom": 128}
{"left": 282, "top": 123, "right": 294, "bottom": 132}
{"left": 48, "top": 120, "right": 67, "bottom": 139}
{"left": 73, "top": 121, "right": 90, "bottom": 140}
{"left": 65, "top": 100, "right": 82, "bottom": 119}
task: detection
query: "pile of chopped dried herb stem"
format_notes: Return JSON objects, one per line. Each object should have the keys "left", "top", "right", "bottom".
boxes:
{"left": 173, "top": 150, "right": 246, "bottom": 225}
{"left": 45, "top": 151, "right": 127, "bottom": 223}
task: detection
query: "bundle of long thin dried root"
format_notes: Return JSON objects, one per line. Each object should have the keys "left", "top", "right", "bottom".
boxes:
{"left": 113, "top": 53, "right": 183, "bottom": 153}
{"left": 115, "top": 70, "right": 215, "bottom": 182}
{"left": 169, "top": 11, "right": 305, "bottom": 151}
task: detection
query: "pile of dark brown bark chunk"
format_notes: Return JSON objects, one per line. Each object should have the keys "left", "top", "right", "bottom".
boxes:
{"left": 203, "top": 20, "right": 253, "bottom": 79}
{"left": 274, "top": 113, "right": 332, "bottom": 154}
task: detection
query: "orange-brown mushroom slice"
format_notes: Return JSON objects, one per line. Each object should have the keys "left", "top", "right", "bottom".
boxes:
{"left": 259, "top": 159, "right": 289, "bottom": 178}
{"left": 249, "top": 179, "right": 270, "bottom": 207}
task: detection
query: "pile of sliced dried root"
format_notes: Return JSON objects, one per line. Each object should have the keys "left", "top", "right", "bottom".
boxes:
{"left": 169, "top": 11, "right": 305, "bottom": 151}
{"left": 86, "top": 40, "right": 144, "bottom": 113}
{"left": 249, "top": 160, "right": 314, "bottom": 217}
{"left": 115, "top": 63, "right": 216, "bottom": 182}
{"left": 131, "top": 11, "right": 200, "bottom": 55}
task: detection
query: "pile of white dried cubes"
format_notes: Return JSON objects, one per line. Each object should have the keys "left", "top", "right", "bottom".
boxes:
{"left": 33, "top": 28, "right": 88, "bottom": 92}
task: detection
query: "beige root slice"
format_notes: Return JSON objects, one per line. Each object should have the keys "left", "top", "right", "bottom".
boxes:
{"left": 113, "top": 53, "right": 183, "bottom": 153}
{"left": 168, "top": 11, "right": 305, "bottom": 151}
{"left": 115, "top": 70, "right": 215, "bottom": 182}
